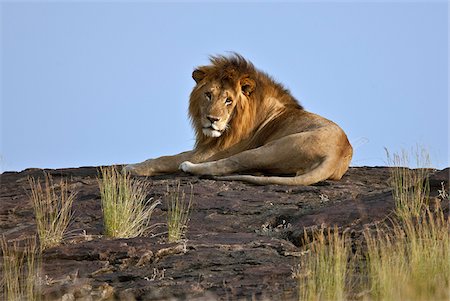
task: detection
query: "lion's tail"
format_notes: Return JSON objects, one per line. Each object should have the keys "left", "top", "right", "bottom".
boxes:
{"left": 215, "top": 156, "right": 347, "bottom": 186}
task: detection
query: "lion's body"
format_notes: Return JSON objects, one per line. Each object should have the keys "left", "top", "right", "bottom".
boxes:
{"left": 126, "top": 54, "right": 353, "bottom": 185}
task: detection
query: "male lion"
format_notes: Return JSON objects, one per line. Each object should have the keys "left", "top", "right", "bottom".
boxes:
{"left": 126, "top": 54, "right": 353, "bottom": 185}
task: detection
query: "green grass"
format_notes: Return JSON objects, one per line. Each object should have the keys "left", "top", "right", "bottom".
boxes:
{"left": 363, "top": 148, "right": 449, "bottom": 300}
{"left": 29, "top": 173, "right": 75, "bottom": 250}
{"left": 364, "top": 205, "right": 449, "bottom": 301}
{"left": 166, "top": 182, "right": 193, "bottom": 243}
{"left": 294, "top": 148, "right": 449, "bottom": 301}
{"left": 385, "top": 147, "right": 431, "bottom": 220}
{"left": 1, "top": 236, "right": 41, "bottom": 301}
{"left": 98, "top": 166, "right": 160, "bottom": 238}
{"left": 293, "top": 226, "right": 351, "bottom": 301}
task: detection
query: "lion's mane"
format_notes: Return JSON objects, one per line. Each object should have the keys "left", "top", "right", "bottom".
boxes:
{"left": 188, "top": 54, "right": 303, "bottom": 152}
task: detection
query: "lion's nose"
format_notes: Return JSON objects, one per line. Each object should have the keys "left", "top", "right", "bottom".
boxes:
{"left": 207, "top": 115, "right": 220, "bottom": 123}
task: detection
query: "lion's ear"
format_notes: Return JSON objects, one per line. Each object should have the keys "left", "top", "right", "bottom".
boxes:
{"left": 240, "top": 77, "right": 256, "bottom": 97}
{"left": 192, "top": 68, "right": 207, "bottom": 84}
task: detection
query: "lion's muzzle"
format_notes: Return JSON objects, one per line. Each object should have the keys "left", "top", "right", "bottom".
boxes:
{"left": 202, "top": 127, "right": 223, "bottom": 137}
{"left": 202, "top": 115, "right": 226, "bottom": 138}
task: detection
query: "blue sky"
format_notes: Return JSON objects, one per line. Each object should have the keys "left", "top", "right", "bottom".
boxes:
{"left": 1, "top": 1, "right": 448, "bottom": 172}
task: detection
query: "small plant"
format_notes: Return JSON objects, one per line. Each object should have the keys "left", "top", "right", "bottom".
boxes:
{"left": 294, "top": 226, "right": 351, "bottom": 301}
{"left": 438, "top": 181, "right": 449, "bottom": 201}
{"left": 29, "top": 173, "right": 75, "bottom": 250}
{"left": 166, "top": 182, "right": 193, "bottom": 242}
{"left": 363, "top": 148, "right": 450, "bottom": 300}
{"left": 98, "top": 166, "right": 159, "bottom": 238}
{"left": 1, "top": 236, "right": 41, "bottom": 301}
{"left": 257, "top": 219, "right": 291, "bottom": 238}
{"left": 364, "top": 225, "right": 406, "bottom": 300}
{"left": 364, "top": 206, "right": 449, "bottom": 300}
{"left": 293, "top": 148, "right": 449, "bottom": 301}
{"left": 385, "top": 147, "right": 431, "bottom": 220}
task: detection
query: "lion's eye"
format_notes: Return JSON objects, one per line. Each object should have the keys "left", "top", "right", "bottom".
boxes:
{"left": 205, "top": 92, "right": 212, "bottom": 101}
{"left": 225, "top": 97, "right": 233, "bottom": 105}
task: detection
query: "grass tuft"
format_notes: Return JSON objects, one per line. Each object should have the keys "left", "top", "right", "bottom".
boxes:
{"left": 166, "top": 182, "right": 193, "bottom": 243}
{"left": 364, "top": 148, "right": 449, "bottom": 300}
{"left": 364, "top": 206, "right": 449, "bottom": 300}
{"left": 98, "top": 166, "right": 160, "bottom": 238}
{"left": 294, "top": 147, "right": 449, "bottom": 301}
{"left": 385, "top": 147, "right": 431, "bottom": 220}
{"left": 294, "top": 226, "right": 351, "bottom": 301}
{"left": 1, "top": 236, "right": 41, "bottom": 301}
{"left": 29, "top": 173, "right": 75, "bottom": 250}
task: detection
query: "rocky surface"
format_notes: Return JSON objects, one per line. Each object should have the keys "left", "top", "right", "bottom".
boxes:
{"left": 0, "top": 166, "right": 448, "bottom": 300}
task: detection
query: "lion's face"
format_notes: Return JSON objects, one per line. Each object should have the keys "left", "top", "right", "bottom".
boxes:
{"left": 197, "top": 82, "right": 239, "bottom": 138}
{"left": 190, "top": 65, "right": 256, "bottom": 141}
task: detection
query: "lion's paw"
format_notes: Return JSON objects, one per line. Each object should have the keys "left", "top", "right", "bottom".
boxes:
{"left": 179, "top": 161, "right": 196, "bottom": 173}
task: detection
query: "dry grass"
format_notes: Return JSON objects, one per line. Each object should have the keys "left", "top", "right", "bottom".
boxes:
{"left": 1, "top": 236, "right": 41, "bottom": 301}
{"left": 98, "top": 166, "right": 160, "bottom": 238}
{"left": 364, "top": 148, "right": 449, "bottom": 300}
{"left": 166, "top": 182, "right": 193, "bottom": 243}
{"left": 385, "top": 147, "right": 431, "bottom": 220}
{"left": 364, "top": 206, "right": 449, "bottom": 300}
{"left": 294, "top": 148, "right": 449, "bottom": 301}
{"left": 293, "top": 226, "right": 351, "bottom": 301}
{"left": 29, "top": 173, "right": 75, "bottom": 250}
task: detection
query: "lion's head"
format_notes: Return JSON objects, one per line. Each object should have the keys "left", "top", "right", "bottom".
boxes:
{"left": 191, "top": 73, "right": 255, "bottom": 138}
{"left": 188, "top": 54, "right": 303, "bottom": 152}
{"left": 189, "top": 54, "right": 257, "bottom": 149}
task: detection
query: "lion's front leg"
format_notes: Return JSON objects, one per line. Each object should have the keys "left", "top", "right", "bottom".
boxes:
{"left": 126, "top": 151, "right": 195, "bottom": 176}
{"left": 179, "top": 157, "right": 245, "bottom": 176}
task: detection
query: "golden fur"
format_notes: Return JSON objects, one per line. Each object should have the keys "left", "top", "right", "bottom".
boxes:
{"left": 126, "top": 54, "right": 353, "bottom": 185}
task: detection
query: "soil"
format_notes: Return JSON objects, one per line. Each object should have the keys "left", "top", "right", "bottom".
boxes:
{"left": 0, "top": 166, "right": 448, "bottom": 300}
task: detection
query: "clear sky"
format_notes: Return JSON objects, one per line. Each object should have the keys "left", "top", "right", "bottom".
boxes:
{"left": 1, "top": 1, "right": 448, "bottom": 172}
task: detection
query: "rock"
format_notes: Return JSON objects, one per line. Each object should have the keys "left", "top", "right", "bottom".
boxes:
{"left": 0, "top": 166, "right": 448, "bottom": 300}
{"left": 429, "top": 168, "right": 449, "bottom": 189}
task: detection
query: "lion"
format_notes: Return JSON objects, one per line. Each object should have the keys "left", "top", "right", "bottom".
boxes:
{"left": 125, "top": 54, "right": 353, "bottom": 185}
